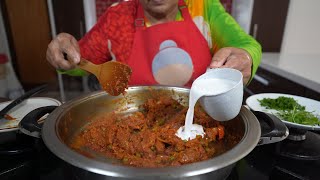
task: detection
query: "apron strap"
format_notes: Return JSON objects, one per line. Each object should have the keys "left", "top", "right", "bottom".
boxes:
{"left": 178, "top": 0, "right": 192, "bottom": 22}
{"left": 135, "top": 3, "right": 145, "bottom": 28}
{"left": 135, "top": 0, "right": 192, "bottom": 29}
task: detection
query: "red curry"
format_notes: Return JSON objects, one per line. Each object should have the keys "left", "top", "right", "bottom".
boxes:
{"left": 70, "top": 96, "right": 240, "bottom": 167}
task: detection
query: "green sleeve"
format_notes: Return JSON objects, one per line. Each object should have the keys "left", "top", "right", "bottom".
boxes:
{"left": 204, "top": 0, "right": 262, "bottom": 82}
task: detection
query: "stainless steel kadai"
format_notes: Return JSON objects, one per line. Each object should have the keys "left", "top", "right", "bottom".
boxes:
{"left": 22, "top": 86, "right": 288, "bottom": 180}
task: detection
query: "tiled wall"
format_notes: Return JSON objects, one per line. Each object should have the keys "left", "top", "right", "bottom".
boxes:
{"left": 281, "top": 0, "right": 320, "bottom": 54}
{"left": 231, "top": 0, "right": 253, "bottom": 33}
{"left": 95, "top": 0, "right": 232, "bottom": 18}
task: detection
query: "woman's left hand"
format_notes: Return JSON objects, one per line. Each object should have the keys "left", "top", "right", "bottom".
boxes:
{"left": 209, "top": 47, "right": 252, "bottom": 84}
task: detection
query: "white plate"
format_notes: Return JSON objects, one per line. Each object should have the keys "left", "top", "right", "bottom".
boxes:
{"left": 0, "top": 97, "right": 61, "bottom": 133}
{"left": 246, "top": 93, "right": 320, "bottom": 130}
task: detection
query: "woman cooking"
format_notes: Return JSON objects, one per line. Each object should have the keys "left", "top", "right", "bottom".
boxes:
{"left": 46, "top": 0, "right": 261, "bottom": 87}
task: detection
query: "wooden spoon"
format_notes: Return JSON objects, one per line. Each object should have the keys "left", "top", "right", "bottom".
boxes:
{"left": 78, "top": 58, "right": 132, "bottom": 96}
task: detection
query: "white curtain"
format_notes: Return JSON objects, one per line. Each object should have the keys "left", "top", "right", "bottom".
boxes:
{"left": 0, "top": 4, "right": 24, "bottom": 99}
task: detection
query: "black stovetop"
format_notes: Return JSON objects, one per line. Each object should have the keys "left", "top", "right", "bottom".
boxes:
{"left": 1, "top": 131, "right": 320, "bottom": 180}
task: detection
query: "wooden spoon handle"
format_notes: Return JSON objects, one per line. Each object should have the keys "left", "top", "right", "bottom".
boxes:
{"left": 78, "top": 58, "right": 100, "bottom": 75}
{"left": 63, "top": 53, "right": 99, "bottom": 75}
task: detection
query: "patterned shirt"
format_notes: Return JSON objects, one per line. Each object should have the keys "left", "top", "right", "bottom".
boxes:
{"left": 63, "top": 0, "right": 261, "bottom": 82}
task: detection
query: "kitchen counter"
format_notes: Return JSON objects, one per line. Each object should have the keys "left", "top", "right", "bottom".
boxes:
{"left": 258, "top": 53, "right": 320, "bottom": 93}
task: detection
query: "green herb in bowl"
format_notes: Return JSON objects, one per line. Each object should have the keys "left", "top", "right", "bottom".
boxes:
{"left": 258, "top": 96, "right": 305, "bottom": 111}
{"left": 258, "top": 96, "right": 320, "bottom": 126}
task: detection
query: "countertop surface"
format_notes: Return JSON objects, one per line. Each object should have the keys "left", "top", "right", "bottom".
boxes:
{"left": 258, "top": 53, "right": 320, "bottom": 93}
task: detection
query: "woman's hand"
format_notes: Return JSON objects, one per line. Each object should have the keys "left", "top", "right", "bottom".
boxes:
{"left": 209, "top": 47, "right": 253, "bottom": 84}
{"left": 46, "top": 33, "right": 80, "bottom": 70}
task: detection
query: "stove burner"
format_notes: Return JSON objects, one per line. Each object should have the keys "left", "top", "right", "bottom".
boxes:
{"left": 1, "top": 130, "right": 319, "bottom": 179}
{"left": 276, "top": 131, "right": 320, "bottom": 161}
{"left": 287, "top": 128, "right": 307, "bottom": 141}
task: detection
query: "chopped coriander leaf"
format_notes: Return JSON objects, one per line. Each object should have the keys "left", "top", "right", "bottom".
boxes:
{"left": 258, "top": 96, "right": 305, "bottom": 111}
{"left": 276, "top": 105, "right": 319, "bottom": 126}
{"left": 258, "top": 96, "right": 319, "bottom": 126}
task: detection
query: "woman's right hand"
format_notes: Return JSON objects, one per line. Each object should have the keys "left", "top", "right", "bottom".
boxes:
{"left": 46, "top": 33, "right": 80, "bottom": 70}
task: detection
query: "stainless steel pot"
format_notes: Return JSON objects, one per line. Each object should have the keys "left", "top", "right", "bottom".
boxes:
{"left": 31, "top": 86, "right": 288, "bottom": 180}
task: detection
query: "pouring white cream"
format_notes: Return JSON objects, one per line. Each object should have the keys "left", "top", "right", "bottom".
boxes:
{"left": 176, "top": 78, "right": 237, "bottom": 141}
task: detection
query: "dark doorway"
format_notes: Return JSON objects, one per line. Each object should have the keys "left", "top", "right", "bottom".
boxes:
{"left": 1, "top": 0, "right": 57, "bottom": 89}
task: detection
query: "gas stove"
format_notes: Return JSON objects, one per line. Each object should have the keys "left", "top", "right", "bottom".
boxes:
{"left": 1, "top": 131, "right": 319, "bottom": 180}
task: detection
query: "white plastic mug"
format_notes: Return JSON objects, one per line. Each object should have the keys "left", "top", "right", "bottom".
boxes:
{"left": 198, "top": 68, "right": 243, "bottom": 121}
